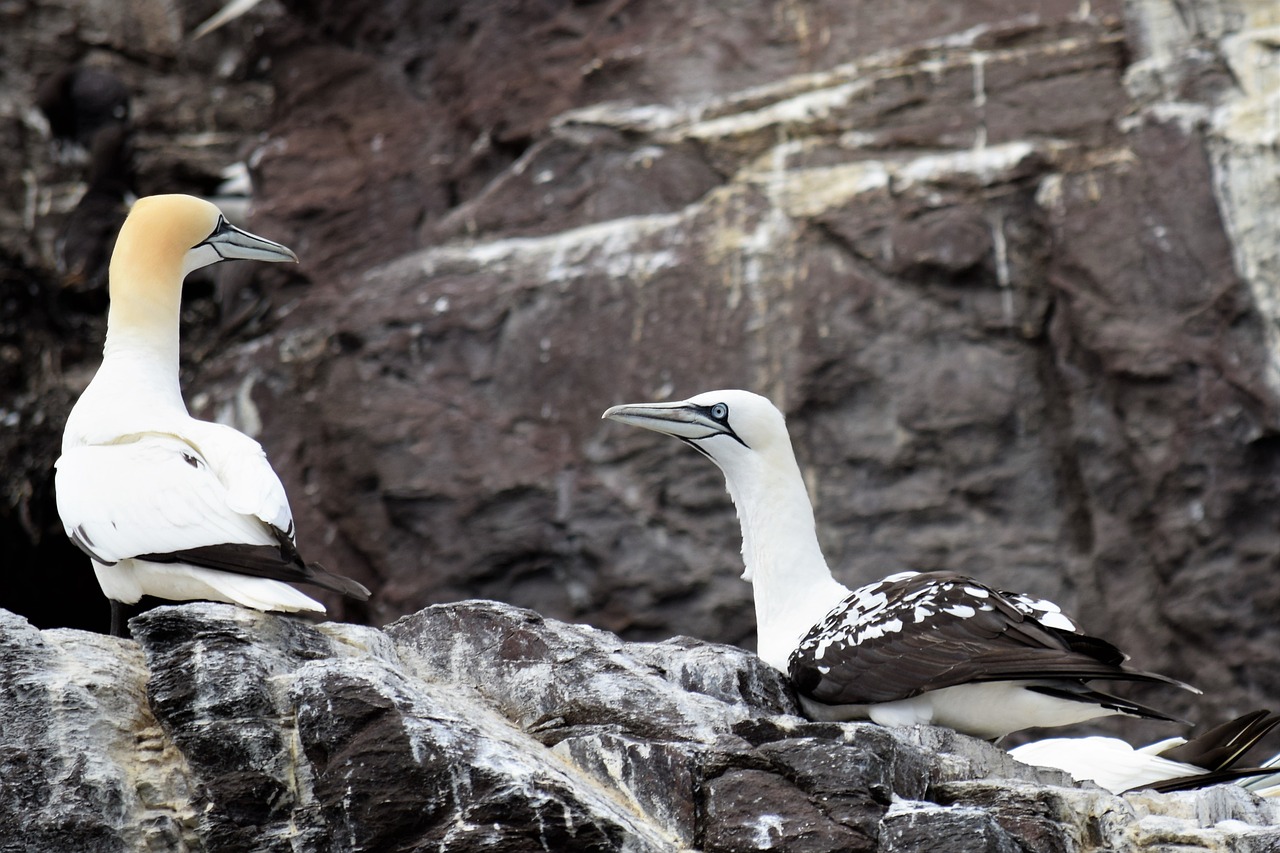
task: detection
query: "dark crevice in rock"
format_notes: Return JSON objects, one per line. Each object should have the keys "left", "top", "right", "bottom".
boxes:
{"left": 1032, "top": 295, "right": 1095, "bottom": 557}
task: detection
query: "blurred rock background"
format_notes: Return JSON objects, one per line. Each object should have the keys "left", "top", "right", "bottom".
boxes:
{"left": 2, "top": 0, "right": 1279, "bottom": 744}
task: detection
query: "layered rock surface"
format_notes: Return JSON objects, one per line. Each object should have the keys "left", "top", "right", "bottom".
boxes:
{"left": 2, "top": 601, "right": 1279, "bottom": 852}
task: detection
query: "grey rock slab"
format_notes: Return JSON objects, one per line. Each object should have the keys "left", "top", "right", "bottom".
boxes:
{"left": 386, "top": 599, "right": 791, "bottom": 745}
{"left": 6, "top": 603, "right": 1280, "bottom": 851}
{"left": 878, "top": 802, "right": 1023, "bottom": 853}
{"left": 288, "top": 657, "right": 678, "bottom": 852}
{"left": 754, "top": 735, "right": 898, "bottom": 837}
{"left": 552, "top": 732, "right": 703, "bottom": 847}
{"left": 625, "top": 634, "right": 798, "bottom": 716}
{"left": 130, "top": 602, "right": 681, "bottom": 852}
{"left": 933, "top": 779, "right": 1119, "bottom": 853}
{"left": 701, "top": 768, "right": 876, "bottom": 853}
{"left": 890, "top": 725, "right": 1078, "bottom": 790}
{"left": 0, "top": 608, "right": 199, "bottom": 853}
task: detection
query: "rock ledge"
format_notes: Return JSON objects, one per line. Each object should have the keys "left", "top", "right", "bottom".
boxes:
{"left": 1, "top": 601, "right": 1277, "bottom": 852}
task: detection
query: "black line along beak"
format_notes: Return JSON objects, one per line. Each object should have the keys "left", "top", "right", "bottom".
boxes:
{"left": 602, "top": 401, "right": 747, "bottom": 447}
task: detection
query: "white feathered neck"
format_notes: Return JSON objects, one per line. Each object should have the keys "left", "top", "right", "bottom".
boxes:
{"left": 63, "top": 207, "right": 201, "bottom": 451}
{"left": 716, "top": 426, "right": 851, "bottom": 672}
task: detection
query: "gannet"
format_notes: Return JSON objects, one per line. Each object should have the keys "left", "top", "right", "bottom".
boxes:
{"left": 603, "top": 389, "right": 1196, "bottom": 739}
{"left": 56, "top": 194, "right": 370, "bottom": 634}
{"left": 1010, "top": 710, "right": 1280, "bottom": 793}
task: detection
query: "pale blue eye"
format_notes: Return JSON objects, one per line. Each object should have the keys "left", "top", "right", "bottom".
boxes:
{"left": 711, "top": 403, "right": 728, "bottom": 420}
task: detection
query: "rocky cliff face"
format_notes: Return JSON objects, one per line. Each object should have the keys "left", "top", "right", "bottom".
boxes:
{"left": 3, "top": 0, "right": 1280, "bottom": 755}
{"left": 3, "top": 601, "right": 1278, "bottom": 852}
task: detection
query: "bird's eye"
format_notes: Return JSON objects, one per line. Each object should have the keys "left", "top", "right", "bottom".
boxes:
{"left": 710, "top": 403, "right": 728, "bottom": 421}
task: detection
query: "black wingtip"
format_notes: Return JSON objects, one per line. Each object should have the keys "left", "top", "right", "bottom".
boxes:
{"left": 137, "top": 543, "right": 372, "bottom": 602}
{"left": 1158, "top": 710, "right": 1280, "bottom": 770}
{"left": 1123, "top": 668, "right": 1203, "bottom": 695}
{"left": 305, "top": 561, "right": 372, "bottom": 601}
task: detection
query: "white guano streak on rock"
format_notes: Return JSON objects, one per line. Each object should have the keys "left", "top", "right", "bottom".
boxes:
{"left": 1126, "top": 0, "right": 1280, "bottom": 391}
{"left": 991, "top": 211, "right": 1015, "bottom": 328}
{"left": 42, "top": 629, "right": 201, "bottom": 850}
{"left": 754, "top": 141, "right": 1041, "bottom": 221}
{"left": 972, "top": 51, "right": 988, "bottom": 151}
{"left": 364, "top": 22, "right": 1116, "bottom": 325}
{"left": 547, "top": 735, "right": 681, "bottom": 845}
{"left": 752, "top": 814, "right": 786, "bottom": 849}
{"left": 1212, "top": 16, "right": 1280, "bottom": 391}
{"left": 559, "top": 27, "right": 1116, "bottom": 146}
{"left": 683, "top": 80, "right": 868, "bottom": 141}
{"left": 365, "top": 211, "right": 686, "bottom": 293}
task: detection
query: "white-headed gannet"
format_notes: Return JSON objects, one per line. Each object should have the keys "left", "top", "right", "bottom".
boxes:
{"left": 1010, "top": 709, "right": 1280, "bottom": 793}
{"left": 56, "top": 194, "right": 370, "bottom": 634}
{"left": 603, "top": 389, "right": 1196, "bottom": 739}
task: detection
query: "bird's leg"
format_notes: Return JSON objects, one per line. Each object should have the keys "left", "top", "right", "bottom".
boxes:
{"left": 110, "top": 600, "right": 124, "bottom": 637}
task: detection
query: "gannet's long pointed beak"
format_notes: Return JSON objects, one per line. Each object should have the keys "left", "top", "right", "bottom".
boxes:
{"left": 197, "top": 217, "right": 298, "bottom": 264}
{"left": 602, "top": 400, "right": 732, "bottom": 442}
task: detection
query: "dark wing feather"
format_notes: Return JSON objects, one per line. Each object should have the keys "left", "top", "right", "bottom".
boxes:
{"left": 789, "top": 571, "right": 1193, "bottom": 706}
{"left": 138, "top": 523, "right": 370, "bottom": 601}
{"left": 1157, "top": 710, "right": 1280, "bottom": 770}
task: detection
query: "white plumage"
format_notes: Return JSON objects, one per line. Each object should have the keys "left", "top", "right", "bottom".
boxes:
{"left": 56, "top": 194, "right": 368, "bottom": 632}
{"left": 1012, "top": 736, "right": 1208, "bottom": 793}
{"left": 1242, "top": 757, "right": 1280, "bottom": 798}
{"left": 57, "top": 431, "right": 319, "bottom": 612}
{"left": 1011, "top": 710, "right": 1280, "bottom": 794}
{"left": 603, "top": 389, "right": 1193, "bottom": 739}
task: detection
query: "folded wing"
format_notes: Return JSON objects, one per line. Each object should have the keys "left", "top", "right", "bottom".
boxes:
{"left": 790, "top": 571, "right": 1190, "bottom": 706}
{"left": 55, "top": 431, "right": 368, "bottom": 599}
{"left": 56, "top": 433, "right": 275, "bottom": 561}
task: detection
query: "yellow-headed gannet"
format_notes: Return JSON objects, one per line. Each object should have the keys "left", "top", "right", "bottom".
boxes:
{"left": 56, "top": 194, "right": 370, "bottom": 634}
{"left": 603, "top": 389, "right": 1196, "bottom": 739}
{"left": 1011, "top": 710, "right": 1280, "bottom": 793}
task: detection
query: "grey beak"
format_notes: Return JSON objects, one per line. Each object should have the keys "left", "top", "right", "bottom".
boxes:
{"left": 198, "top": 218, "right": 298, "bottom": 264}
{"left": 602, "top": 401, "right": 727, "bottom": 441}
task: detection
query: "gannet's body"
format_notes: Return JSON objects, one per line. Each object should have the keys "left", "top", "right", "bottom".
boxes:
{"left": 1011, "top": 710, "right": 1280, "bottom": 793}
{"left": 56, "top": 194, "right": 369, "bottom": 633}
{"left": 603, "top": 390, "right": 1195, "bottom": 739}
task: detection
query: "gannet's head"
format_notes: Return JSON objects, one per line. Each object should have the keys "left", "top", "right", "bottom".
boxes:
{"left": 602, "top": 389, "right": 791, "bottom": 479}
{"left": 110, "top": 194, "right": 297, "bottom": 287}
